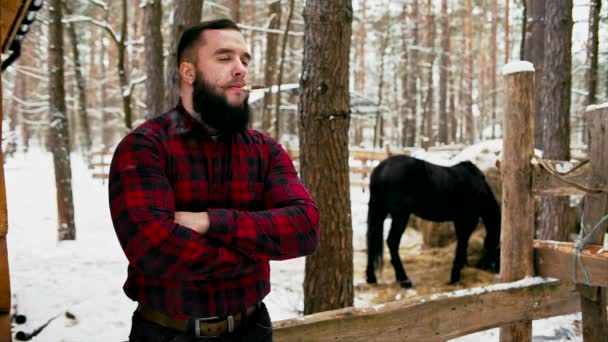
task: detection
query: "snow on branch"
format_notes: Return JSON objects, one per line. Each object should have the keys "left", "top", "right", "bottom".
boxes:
{"left": 87, "top": 0, "right": 108, "bottom": 11}
{"left": 14, "top": 65, "right": 48, "bottom": 81}
{"left": 123, "top": 75, "right": 147, "bottom": 98}
{"left": 237, "top": 23, "right": 303, "bottom": 37}
{"left": 63, "top": 15, "right": 119, "bottom": 44}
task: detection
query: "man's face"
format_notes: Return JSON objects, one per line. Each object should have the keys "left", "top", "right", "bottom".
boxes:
{"left": 194, "top": 29, "right": 251, "bottom": 108}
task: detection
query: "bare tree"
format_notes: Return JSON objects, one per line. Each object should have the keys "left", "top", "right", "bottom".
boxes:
{"left": 142, "top": 0, "right": 165, "bottom": 118}
{"left": 227, "top": 0, "right": 241, "bottom": 22}
{"left": 463, "top": 0, "right": 474, "bottom": 144}
{"left": 490, "top": 0, "right": 498, "bottom": 138}
{"left": 406, "top": 0, "right": 420, "bottom": 146}
{"left": 355, "top": 0, "right": 367, "bottom": 92}
{"left": 165, "top": 0, "right": 203, "bottom": 108}
{"left": 524, "top": 0, "right": 545, "bottom": 147}
{"left": 274, "top": 0, "right": 296, "bottom": 140}
{"left": 49, "top": 0, "right": 76, "bottom": 240}
{"left": 301, "top": 0, "right": 353, "bottom": 315}
{"left": 537, "top": 0, "right": 572, "bottom": 242}
{"left": 583, "top": 0, "right": 601, "bottom": 107}
{"left": 400, "top": 3, "right": 410, "bottom": 147}
{"left": 64, "top": 3, "right": 92, "bottom": 153}
{"left": 261, "top": 0, "right": 282, "bottom": 135}
{"left": 438, "top": 0, "right": 449, "bottom": 144}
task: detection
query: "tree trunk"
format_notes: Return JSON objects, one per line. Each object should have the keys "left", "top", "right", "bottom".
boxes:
{"left": 490, "top": 0, "right": 498, "bottom": 138}
{"left": 400, "top": 3, "right": 409, "bottom": 147}
{"left": 274, "top": 0, "right": 296, "bottom": 140}
{"left": 301, "top": 0, "right": 353, "bottom": 315}
{"left": 423, "top": 0, "right": 435, "bottom": 145}
{"left": 65, "top": 5, "right": 93, "bottom": 153}
{"left": 165, "top": 0, "right": 203, "bottom": 108}
{"left": 464, "top": 0, "right": 474, "bottom": 144}
{"left": 355, "top": 0, "right": 367, "bottom": 93}
{"left": 524, "top": 0, "right": 545, "bottom": 148}
{"left": 477, "top": 0, "right": 487, "bottom": 140}
{"left": 262, "top": 0, "right": 282, "bottom": 135}
{"left": 504, "top": 0, "right": 510, "bottom": 63}
{"left": 143, "top": 0, "right": 165, "bottom": 119}
{"left": 583, "top": 0, "right": 600, "bottom": 106}
{"left": 406, "top": 0, "right": 419, "bottom": 146}
{"left": 49, "top": 0, "right": 76, "bottom": 241}
{"left": 227, "top": 0, "right": 240, "bottom": 22}
{"left": 117, "top": 0, "right": 133, "bottom": 130}
{"left": 537, "top": 0, "right": 572, "bottom": 242}
{"left": 438, "top": 0, "right": 449, "bottom": 144}
{"left": 374, "top": 23, "right": 389, "bottom": 149}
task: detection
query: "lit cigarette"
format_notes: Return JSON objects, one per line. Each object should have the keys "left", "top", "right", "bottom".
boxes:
{"left": 241, "top": 85, "right": 265, "bottom": 91}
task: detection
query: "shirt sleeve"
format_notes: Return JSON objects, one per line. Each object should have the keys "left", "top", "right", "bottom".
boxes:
{"left": 109, "top": 133, "right": 257, "bottom": 281}
{"left": 206, "top": 139, "right": 320, "bottom": 261}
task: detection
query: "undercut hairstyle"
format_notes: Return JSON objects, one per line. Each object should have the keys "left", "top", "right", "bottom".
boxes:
{"left": 176, "top": 19, "right": 241, "bottom": 68}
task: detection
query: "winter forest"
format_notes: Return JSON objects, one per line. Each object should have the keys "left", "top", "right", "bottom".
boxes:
{"left": 1, "top": 0, "right": 608, "bottom": 341}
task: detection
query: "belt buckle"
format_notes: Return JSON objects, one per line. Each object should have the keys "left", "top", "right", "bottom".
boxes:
{"left": 194, "top": 315, "right": 235, "bottom": 338}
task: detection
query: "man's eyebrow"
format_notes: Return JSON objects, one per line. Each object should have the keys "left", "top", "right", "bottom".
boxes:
{"left": 214, "top": 48, "right": 251, "bottom": 61}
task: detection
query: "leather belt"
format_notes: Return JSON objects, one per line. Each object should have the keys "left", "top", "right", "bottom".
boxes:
{"left": 137, "top": 303, "right": 259, "bottom": 338}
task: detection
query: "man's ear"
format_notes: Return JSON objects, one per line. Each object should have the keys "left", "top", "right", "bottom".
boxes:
{"left": 179, "top": 62, "right": 195, "bottom": 85}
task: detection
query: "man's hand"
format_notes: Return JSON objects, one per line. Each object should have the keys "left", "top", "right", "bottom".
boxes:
{"left": 174, "top": 211, "right": 210, "bottom": 234}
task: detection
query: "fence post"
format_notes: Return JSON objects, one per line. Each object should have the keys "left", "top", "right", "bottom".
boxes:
{"left": 579, "top": 104, "right": 608, "bottom": 341}
{"left": 499, "top": 62, "right": 536, "bottom": 342}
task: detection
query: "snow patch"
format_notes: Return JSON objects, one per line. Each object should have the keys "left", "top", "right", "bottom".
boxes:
{"left": 501, "top": 61, "right": 535, "bottom": 75}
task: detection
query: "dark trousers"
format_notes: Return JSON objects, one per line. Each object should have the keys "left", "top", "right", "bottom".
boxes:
{"left": 128, "top": 303, "right": 273, "bottom": 342}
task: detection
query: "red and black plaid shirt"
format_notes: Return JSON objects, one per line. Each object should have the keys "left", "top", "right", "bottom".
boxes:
{"left": 109, "top": 104, "right": 320, "bottom": 319}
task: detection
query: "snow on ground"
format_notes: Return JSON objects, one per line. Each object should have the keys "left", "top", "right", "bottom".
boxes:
{"left": 5, "top": 144, "right": 581, "bottom": 341}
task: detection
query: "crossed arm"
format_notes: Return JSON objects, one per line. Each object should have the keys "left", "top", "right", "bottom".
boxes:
{"left": 109, "top": 133, "right": 320, "bottom": 281}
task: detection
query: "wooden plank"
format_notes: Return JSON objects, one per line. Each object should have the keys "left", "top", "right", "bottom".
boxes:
{"left": 1, "top": 0, "right": 32, "bottom": 54}
{"left": 534, "top": 240, "right": 608, "bottom": 287}
{"left": 92, "top": 173, "right": 109, "bottom": 179}
{"left": 499, "top": 63, "right": 536, "bottom": 341}
{"left": 0, "top": 238, "right": 8, "bottom": 312}
{"left": 532, "top": 161, "right": 594, "bottom": 196}
{"left": 274, "top": 278, "right": 580, "bottom": 342}
{"left": 579, "top": 106, "right": 608, "bottom": 341}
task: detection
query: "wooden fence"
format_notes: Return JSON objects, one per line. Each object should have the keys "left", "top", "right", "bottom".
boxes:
{"left": 273, "top": 63, "right": 608, "bottom": 341}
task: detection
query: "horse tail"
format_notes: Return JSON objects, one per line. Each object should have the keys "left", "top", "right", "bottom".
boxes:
{"left": 367, "top": 181, "right": 388, "bottom": 273}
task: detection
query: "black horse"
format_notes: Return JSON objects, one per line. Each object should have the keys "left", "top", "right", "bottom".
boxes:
{"left": 366, "top": 155, "right": 501, "bottom": 288}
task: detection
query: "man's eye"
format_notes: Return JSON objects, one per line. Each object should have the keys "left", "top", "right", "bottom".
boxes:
{"left": 218, "top": 57, "right": 230, "bottom": 61}
{"left": 242, "top": 61, "right": 249, "bottom": 67}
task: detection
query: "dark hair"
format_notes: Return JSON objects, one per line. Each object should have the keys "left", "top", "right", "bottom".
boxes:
{"left": 176, "top": 19, "right": 241, "bottom": 67}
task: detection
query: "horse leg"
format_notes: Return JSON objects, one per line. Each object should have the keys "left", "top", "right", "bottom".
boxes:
{"left": 366, "top": 199, "right": 389, "bottom": 284}
{"left": 387, "top": 211, "right": 412, "bottom": 288}
{"left": 450, "top": 218, "right": 477, "bottom": 284}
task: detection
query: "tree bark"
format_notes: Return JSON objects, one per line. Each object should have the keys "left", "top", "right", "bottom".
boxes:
{"left": 355, "top": 0, "right": 367, "bottom": 93}
{"left": 504, "top": 0, "right": 510, "bottom": 63}
{"left": 438, "top": 0, "right": 449, "bottom": 144}
{"left": 165, "top": 0, "right": 203, "bottom": 108}
{"left": 490, "top": 0, "right": 498, "bottom": 138}
{"left": 583, "top": 0, "right": 600, "bottom": 107}
{"left": 524, "top": 0, "right": 545, "bottom": 148}
{"left": 143, "top": 0, "right": 165, "bottom": 119}
{"left": 464, "top": 0, "right": 474, "bottom": 144}
{"left": 406, "top": 0, "right": 419, "bottom": 146}
{"left": 422, "top": 0, "right": 435, "bottom": 145}
{"left": 49, "top": 0, "right": 76, "bottom": 240}
{"left": 227, "top": 0, "right": 241, "bottom": 22}
{"left": 301, "top": 0, "right": 353, "bottom": 315}
{"left": 65, "top": 4, "right": 93, "bottom": 153}
{"left": 374, "top": 18, "right": 389, "bottom": 149}
{"left": 262, "top": 0, "right": 282, "bottom": 135}
{"left": 400, "top": 3, "right": 409, "bottom": 147}
{"left": 537, "top": 0, "right": 572, "bottom": 242}
{"left": 274, "top": 0, "right": 296, "bottom": 140}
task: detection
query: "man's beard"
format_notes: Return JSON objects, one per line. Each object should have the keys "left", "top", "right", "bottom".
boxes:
{"left": 191, "top": 71, "right": 250, "bottom": 135}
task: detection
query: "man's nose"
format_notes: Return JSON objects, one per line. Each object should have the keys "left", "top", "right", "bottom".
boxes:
{"left": 232, "top": 60, "right": 248, "bottom": 78}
